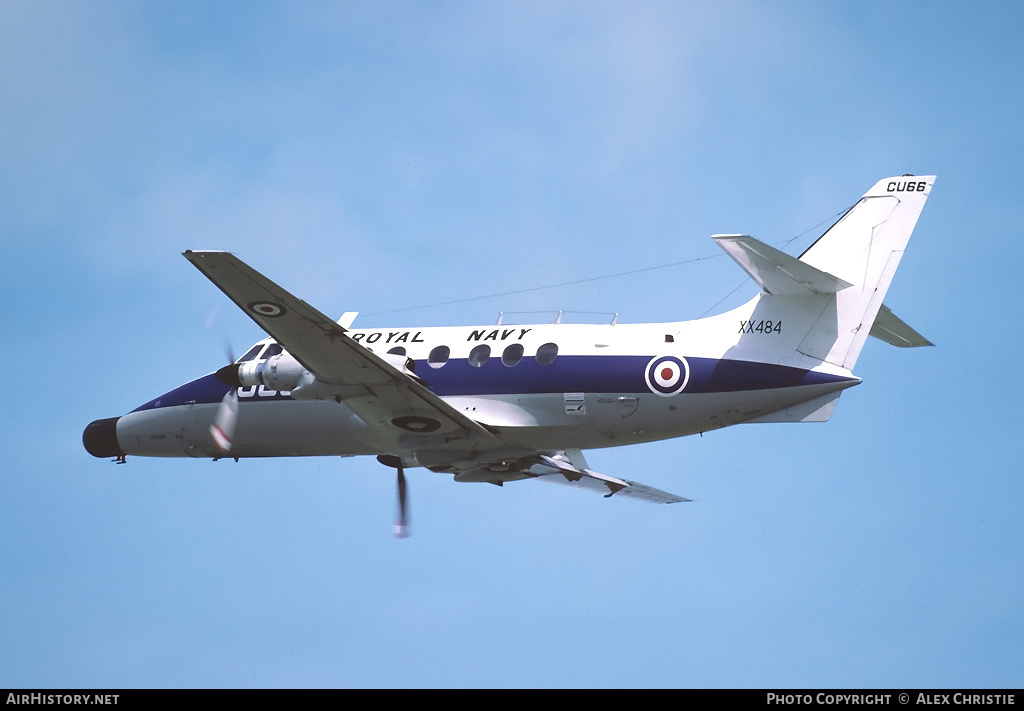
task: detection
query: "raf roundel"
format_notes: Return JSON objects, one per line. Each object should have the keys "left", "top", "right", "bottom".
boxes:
{"left": 391, "top": 415, "right": 442, "bottom": 433}
{"left": 645, "top": 355, "right": 690, "bottom": 396}
{"left": 247, "top": 301, "right": 286, "bottom": 318}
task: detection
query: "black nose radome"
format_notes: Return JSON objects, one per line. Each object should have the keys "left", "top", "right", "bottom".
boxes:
{"left": 83, "top": 417, "right": 124, "bottom": 458}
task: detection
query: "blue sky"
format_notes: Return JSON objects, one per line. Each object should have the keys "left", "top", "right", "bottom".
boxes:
{"left": 2, "top": 0, "right": 1022, "bottom": 688}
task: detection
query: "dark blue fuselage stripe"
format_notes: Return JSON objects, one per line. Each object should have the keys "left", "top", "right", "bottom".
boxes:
{"left": 131, "top": 356, "right": 855, "bottom": 412}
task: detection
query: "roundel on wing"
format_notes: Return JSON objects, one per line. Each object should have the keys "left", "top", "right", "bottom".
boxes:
{"left": 644, "top": 355, "right": 690, "bottom": 396}
{"left": 391, "top": 415, "right": 441, "bottom": 433}
{"left": 247, "top": 301, "right": 286, "bottom": 318}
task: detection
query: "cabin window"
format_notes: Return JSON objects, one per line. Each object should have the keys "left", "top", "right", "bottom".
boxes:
{"left": 536, "top": 342, "right": 559, "bottom": 366}
{"left": 468, "top": 344, "right": 490, "bottom": 368}
{"left": 237, "top": 344, "right": 264, "bottom": 363}
{"left": 263, "top": 343, "right": 283, "bottom": 359}
{"left": 387, "top": 346, "right": 406, "bottom": 356}
{"left": 428, "top": 345, "right": 450, "bottom": 369}
{"left": 502, "top": 343, "right": 524, "bottom": 367}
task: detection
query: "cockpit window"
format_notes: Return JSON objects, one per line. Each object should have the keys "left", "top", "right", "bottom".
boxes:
{"left": 237, "top": 344, "right": 264, "bottom": 363}
{"left": 263, "top": 343, "right": 283, "bottom": 359}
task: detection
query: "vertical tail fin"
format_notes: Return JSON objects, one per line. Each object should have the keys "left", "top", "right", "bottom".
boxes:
{"left": 793, "top": 175, "right": 935, "bottom": 369}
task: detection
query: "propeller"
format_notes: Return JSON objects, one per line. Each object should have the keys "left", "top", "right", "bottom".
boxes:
{"left": 210, "top": 389, "right": 239, "bottom": 453}
{"left": 379, "top": 455, "right": 410, "bottom": 538}
{"left": 394, "top": 464, "right": 410, "bottom": 538}
{"left": 210, "top": 335, "right": 240, "bottom": 454}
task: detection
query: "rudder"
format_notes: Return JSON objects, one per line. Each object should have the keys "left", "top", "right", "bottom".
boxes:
{"left": 795, "top": 175, "right": 935, "bottom": 369}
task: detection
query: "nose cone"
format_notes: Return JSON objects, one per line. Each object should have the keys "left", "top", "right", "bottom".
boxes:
{"left": 83, "top": 417, "right": 124, "bottom": 458}
{"left": 215, "top": 363, "right": 242, "bottom": 387}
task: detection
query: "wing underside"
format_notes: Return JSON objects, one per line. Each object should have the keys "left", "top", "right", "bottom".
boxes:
{"left": 526, "top": 450, "right": 688, "bottom": 504}
{"left": 183, "top": 250, "right": 493, "bottom": 450}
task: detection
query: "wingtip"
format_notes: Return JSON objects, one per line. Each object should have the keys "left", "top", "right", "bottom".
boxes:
{"left": 183, "top": 249, "right": 231, "bottom": 258}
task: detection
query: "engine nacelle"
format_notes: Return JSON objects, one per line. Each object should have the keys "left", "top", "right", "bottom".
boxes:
{"left": 230, "top": 355, "right": 356, "bottom": 400}
{"left": 214, "top": 350, "right": 422, "bottom": 400}
{"left": 237, "top": 353, "right": 305, "bottom": 392}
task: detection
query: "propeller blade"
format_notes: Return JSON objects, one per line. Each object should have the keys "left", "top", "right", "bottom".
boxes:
{"left": 210, "top": 389, "right": 239, "bottom": 453}
{"left": 394, "top": 465, "right": 409, "bottom": 538}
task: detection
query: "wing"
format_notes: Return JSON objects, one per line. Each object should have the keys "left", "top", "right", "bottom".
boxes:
{"left": 184, "top": 251, "right": 687, "bottom": 505}
{"left": 532, "top": 471, "right": 689, "bottom": 503}
{"left": 526, "top": 450, "right": 689, "bottom": 504}
{"left": 183, "top": 250, "right": 495, "bottom": 448}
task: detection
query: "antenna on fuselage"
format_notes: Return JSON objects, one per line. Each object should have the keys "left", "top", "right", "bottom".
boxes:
{"left": 493, "top": 310, "right": 620, "bottom": 325}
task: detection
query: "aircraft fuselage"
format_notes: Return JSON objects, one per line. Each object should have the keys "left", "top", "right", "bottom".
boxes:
{"left": 87, "top": 312, "right": 859, "bottom": 464}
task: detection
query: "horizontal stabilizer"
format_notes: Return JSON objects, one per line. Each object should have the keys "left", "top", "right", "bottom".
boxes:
{"left": 713, "top": 234, "right": 852, "bottom": 296}
{"left": 869, "top": 304, "right": 933, "bottom": 347}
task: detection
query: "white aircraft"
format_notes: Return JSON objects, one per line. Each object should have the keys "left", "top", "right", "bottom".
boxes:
{"left": 84, "top": 175, "right": 934, "bottom": 536}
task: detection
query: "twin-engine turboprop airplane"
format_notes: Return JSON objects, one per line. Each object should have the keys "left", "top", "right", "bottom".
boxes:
{"left": 84, "top": 175, "right": 935, "bottom": 536}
